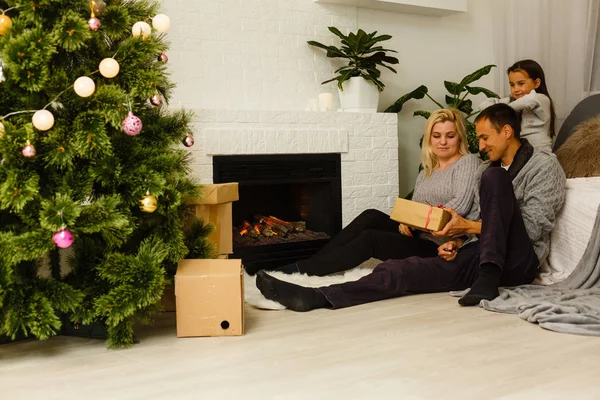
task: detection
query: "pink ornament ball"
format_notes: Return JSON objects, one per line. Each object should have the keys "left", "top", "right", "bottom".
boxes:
{"left": 158, "top": 52, "right": 168, "bottom": 63}
{"left": 122, "top": 111, "right": 143, "bottom": 136}
{"left": 53, "top": 229, "right": 74, "bottom": 248}
{"left": 88, "top": 17, "right": 101, "bottom": 31}
{"left": 22, "top": 143, "right": 36, "bottom": 157}
{"left": 183, "top": 134, "right": 194, "bottom": 147}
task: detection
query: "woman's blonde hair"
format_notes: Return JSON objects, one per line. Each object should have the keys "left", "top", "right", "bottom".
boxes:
{"left": 421, "top": 109, "right": 468, "bottom": 178}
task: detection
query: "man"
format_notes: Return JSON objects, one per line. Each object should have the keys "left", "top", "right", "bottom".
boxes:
{"left": 255, "top": 103, "right": 566, "bottom": 311}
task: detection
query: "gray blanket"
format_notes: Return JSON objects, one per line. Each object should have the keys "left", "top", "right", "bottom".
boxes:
{"left": 480, "top": 203, "right": 600, "bottom": 336}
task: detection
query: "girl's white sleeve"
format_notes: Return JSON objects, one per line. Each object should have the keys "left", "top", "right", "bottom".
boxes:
{"left": 507, "top": 90, "right": 550, "bottom": 121}
{"left": 478, "top": 96, "right": 511, "bottom": 111}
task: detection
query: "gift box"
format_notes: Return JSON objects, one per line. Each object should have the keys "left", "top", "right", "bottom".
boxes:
{"left": 189, "top": 183, "right": 239, "bottom": 255}
{"left": 390, "top": 198, "right": 451, "bottom": 232}
{"left": 175, "top": 258, "right": 244, "bottom": 337}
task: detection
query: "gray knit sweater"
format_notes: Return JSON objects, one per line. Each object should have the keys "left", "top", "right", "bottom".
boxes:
{"left": 412, "top": 153, "right": 482, "bottom": 244}
{"left": 479, "top": 90, "right": 553, "bottom": 152}
{"left": 469, "top": 145, "right": 566, "bottom": 264}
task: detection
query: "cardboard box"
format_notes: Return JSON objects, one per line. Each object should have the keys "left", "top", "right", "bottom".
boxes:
{"left": 390, "top": 198, "right": 451, "bottom": 232}
{"left": 195, "top": 183, "right": 239, "bottom": 205}
{"left": 190, "top": 183, "right": 239, "bottom": 254}
{"left": 162, "top": 256, "right": 229, "bottom": 313}
{"left": 175, "top": 258, "right": 244, "bottom": 337}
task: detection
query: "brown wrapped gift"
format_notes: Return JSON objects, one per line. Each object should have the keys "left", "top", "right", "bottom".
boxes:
{"left": 390, "top": 198, "right": 451, "bottom": 232}
{"left": 175, "top": 258, "right": 244, "bottom": 337}
{"left": 189, "top": 183, "right": 239, "bottom": 254}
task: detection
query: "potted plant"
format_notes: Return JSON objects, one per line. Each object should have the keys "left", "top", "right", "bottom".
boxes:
{"left": 385, "top": 64, "right": 500, "bottom": 154}
{"left": 308, "top": 27, "right": 399, "bottom": 113}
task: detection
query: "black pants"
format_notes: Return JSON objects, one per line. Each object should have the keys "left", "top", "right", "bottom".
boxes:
{"left": 319, "top": 167, "right": 540, "bottom": 309}
{"left": 294, "top": 209, "right": 439, "bottom": 276}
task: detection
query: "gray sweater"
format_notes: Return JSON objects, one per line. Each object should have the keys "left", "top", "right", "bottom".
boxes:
{"left": 479, "top": 90, "right": 553, "bottom": 152}
{"left": 469, "top": 145, "right": 566, "bottom": 264}
{"left": 412, "top": 153, "right": 482, "bottom": 244}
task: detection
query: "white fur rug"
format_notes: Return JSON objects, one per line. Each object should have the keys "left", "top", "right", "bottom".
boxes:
{"left": 244, "top": 259, "right": 381, "bottom": 310}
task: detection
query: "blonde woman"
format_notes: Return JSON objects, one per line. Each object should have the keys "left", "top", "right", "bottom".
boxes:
{"left": 268, "top": 109, "right": 481, "bottom": 277}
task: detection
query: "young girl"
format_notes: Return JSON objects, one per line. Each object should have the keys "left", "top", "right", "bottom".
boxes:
{"left": 479, "top": 59, "right": 556, "bottom": 152}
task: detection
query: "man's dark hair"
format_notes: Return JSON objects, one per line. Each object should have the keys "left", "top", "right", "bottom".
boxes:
{"left": 475, "top": 103, "right": 522, "bottom": 139}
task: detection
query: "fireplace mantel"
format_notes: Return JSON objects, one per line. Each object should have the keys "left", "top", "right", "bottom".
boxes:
{"left": 187, "top": 108, "right": 399, "bottom": 226}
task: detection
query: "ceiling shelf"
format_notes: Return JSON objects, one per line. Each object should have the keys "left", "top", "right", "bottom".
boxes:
{"left": 314, "top": 0, "right": 467, "bottom": 17}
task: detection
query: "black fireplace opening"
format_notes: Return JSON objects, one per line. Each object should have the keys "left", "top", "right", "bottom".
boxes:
{"left": 213, "top": 153, "right": 342, "bottom": 274}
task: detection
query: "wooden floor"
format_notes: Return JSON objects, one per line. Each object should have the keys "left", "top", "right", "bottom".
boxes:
{"left": 2, "top": 293, "right": 599, "bottom": 399}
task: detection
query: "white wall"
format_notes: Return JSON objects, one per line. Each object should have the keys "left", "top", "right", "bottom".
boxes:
{"left": 162, "top": 0, "right": 496, "bottom": 196}
{"left": 358, "top": 0, "right": 496, "bottom": 195}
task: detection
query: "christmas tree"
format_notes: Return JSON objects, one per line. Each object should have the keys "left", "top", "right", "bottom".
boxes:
{"left": 0, "top": 0, "right": 213, "bottom": 348}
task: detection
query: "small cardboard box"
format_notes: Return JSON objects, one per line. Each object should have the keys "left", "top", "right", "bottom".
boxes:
{"left": 390, "top": 198, "right": 451, "bottom": 232}
{"left": 175, "top": 258, "right": 244, "bottom": 337}
{"left": 190, "top": 183, "right": 239, "bottom": 254}
{"left": 162, "top": 255, "right": 229, "bottom": 312}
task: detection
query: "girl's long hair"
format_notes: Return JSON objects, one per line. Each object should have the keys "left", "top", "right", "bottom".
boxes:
{"left": 507, "top": 59, "right": 556, "bottom": 138}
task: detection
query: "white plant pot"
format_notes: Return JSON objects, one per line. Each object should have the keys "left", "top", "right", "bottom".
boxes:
{"left": 338, "top": 76, "right": 380, "bottom": 113}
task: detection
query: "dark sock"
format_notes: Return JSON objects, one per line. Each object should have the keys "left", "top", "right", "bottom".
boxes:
{"left": 265, "top": 262, "right": 300, "bottom": 275}
{"left": 255, "top": 270, "right": 330, "bottom": 312}
{"left": 458, "top": 263, "right": 502, "bottom": 306}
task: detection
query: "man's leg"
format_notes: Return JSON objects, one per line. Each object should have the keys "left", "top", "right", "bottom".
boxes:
{"left": 459, "top": 167, "right": 539, "bottom": 306}
{"left": 256, "top": 243, "right": 479, "bottom": 311}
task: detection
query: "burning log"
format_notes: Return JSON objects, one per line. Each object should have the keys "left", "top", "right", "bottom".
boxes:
{"left": 267, "top": 215, "right": 306, "bottom": 232}
{"left": 253, "top": 215, "right": 289, "bottom": 236}
{"left": 239, "top": 221, "right": 259, "bottom": 238}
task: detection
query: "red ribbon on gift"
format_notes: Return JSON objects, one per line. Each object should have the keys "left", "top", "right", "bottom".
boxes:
{"left": 424, "top": 202, "right": 446, "bottom": 230}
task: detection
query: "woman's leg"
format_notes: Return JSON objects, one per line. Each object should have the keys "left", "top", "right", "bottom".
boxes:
{"left": 315, "top": 209, "right": 400, "bottom": 256}
{"left": 293, "top": 229, "right": 439, "bottom": 276}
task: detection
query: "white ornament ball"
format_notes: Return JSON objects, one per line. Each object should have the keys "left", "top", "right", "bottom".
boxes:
{"left": 99, "top": 58, "right": 120, "bottom": 78}
{"left": 132, "top": 21, "right": 152, "bottom": 39}
{"left": 32, "top": 109, "right": 55, "bottom": 131}
{"left": 152, "top": 14, "right": 171, "bottom": 33}
{"left": 73, "top": 76, "right": 96, "bottom": 97}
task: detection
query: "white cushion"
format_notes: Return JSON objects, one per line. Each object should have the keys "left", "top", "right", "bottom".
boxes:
{"left": 536, "top": 177, "right": 600, "bottom": 285}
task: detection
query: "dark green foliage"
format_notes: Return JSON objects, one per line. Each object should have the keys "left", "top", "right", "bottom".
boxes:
{"left": 385, "top": 64, "right": 500, "bottom": 154}
{"left": 0, "top": 0, "right": 212, "bottom": 348}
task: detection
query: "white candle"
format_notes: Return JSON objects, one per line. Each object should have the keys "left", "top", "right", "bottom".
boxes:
{"left": 318, "top": 92, "right": 334, "bottom": 111}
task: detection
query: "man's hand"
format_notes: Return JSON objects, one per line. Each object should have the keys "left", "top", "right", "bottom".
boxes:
{"left": 437, "top": 238, "right": 464, "bottom": 262}
{"left": 432, "top": 208, "right": 481, "bottom": 237}
{"left": 399, "top": 223, "right": 413, "bottom": 237}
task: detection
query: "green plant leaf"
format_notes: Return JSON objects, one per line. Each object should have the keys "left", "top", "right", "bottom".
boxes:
{"left": 327, "top": 26, "right": 348, "bottom": 41}
{"left": 444, "top": 81, "right": 463, "bottom": 96}
{"left": 306, "top": 41, "right": 347, "bottom": 58}
{"left": 384, "top": 85, "right": 428, "bottom": 113}
{"left": 414, "top": 110, "right": 431, "bottom": 120}
{"left": 465, "top": 86, "right": 500, "bottom": 98}
{"left": 459, "top": 64, "right": 496, "bottom": 87}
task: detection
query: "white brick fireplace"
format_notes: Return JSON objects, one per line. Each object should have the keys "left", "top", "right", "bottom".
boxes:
{"left": 187, "top": 109, "right": 399, "bottom": 225}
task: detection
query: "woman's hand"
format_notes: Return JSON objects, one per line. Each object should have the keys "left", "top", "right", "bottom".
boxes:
{"left": 437, "top": 238, "right": 464, "bottom": 262}
{"left": 399, "top": 223, "right": 413, "bottom": 237}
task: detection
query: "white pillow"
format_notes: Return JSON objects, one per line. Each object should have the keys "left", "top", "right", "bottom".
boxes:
{"left": 536, "top": 177, "right": 600, "bottom": 285}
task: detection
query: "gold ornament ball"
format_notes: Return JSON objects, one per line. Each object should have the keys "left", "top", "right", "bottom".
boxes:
{"left": 74, "top": 76, "right": 96, "bottom": 97}
{"left": 132, "top": 21, "right": 152, "bottom": 39}
{"left": 0, "top": 15, "right": 13, "bottom": 36}
{"left": 99, "top": 58, "right": 120, "bottom": 78}
{"left": 32, "top": 109, "right": 55, "bottom": 131}
{"left": 139, "top": 194, "right": 158, "bottom": 213}
{"left": 89, "top": 0, "right": 107, "bottom": 16}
